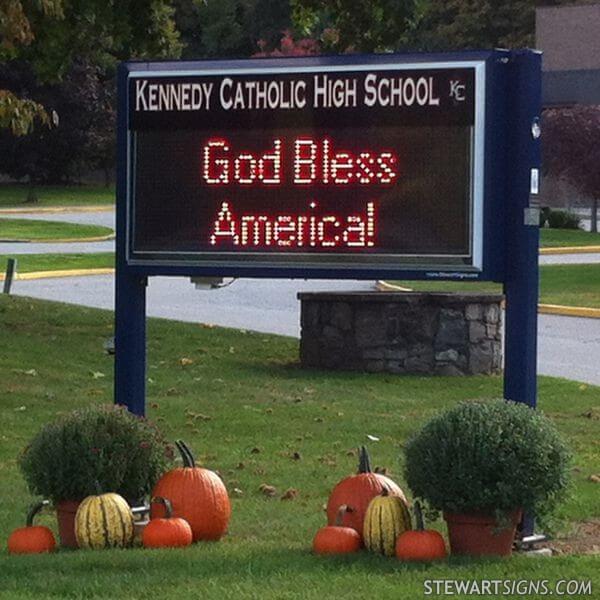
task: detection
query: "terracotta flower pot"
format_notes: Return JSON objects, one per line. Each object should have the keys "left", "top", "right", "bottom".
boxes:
{"left": 56, "top": 500, "right": 82, "bottom": 548}
{"left": 443, "top": 509, "right": 522, "bottom": 557}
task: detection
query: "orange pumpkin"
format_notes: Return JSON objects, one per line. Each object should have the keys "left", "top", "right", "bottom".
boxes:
{"left": 313, "top": 505, "right": 361, "bottom": 555}
{"left": 327, "top": 446, "right": 407, "bottom": 534}
{"left": 143, "top": 497, "right": 193, "bottom": 549}
{"left": 151, "top": 440, "right": 231, "bottom": 542}
{"left": 396, "top": 502, "right": 447, "bottom": 562}
{"left": 7, "top": 500, "right": 56, "bottom": 555}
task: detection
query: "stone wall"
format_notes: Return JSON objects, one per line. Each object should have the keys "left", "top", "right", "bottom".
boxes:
{"left": 298, "top": 292, "right": 504, "bottom": 376}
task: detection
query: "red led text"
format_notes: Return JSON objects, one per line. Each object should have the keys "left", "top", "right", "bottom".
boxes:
{"left": 209, "top": 201, "right": 376, "bottom": 249}
{"left": 202, "top": 137, "right": 398, "bottom": 186}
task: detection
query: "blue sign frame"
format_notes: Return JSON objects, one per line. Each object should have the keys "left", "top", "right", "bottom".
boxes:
{"left": 115, "top": 49, "right": 540, "bottom": 423}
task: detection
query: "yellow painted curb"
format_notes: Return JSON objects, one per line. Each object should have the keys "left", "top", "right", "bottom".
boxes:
{"left": 1, "top": 233, "right": 115, "bottom": 243}
{"left": 538, "top": 304, "right": 600, "bottom": 319}
{"left": 0, "top": 268, "right": 115, "bottom": 282}
{"left": 376, "top": 281, "right": 600, "bottom": 319}
{"left": 540, "top": 245, "right": 600, "bottom": 255}
{"left": 0, "top": 205, "right": 114, "bottom": 215}
{"left": 376, "top": 280, "right": 413, "bottom": 292}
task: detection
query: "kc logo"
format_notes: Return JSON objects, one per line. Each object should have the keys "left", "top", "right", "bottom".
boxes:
{"left": 449, "top": 80, "right": 466, "bottom": 102}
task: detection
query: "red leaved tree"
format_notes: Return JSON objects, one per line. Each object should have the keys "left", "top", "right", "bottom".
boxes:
{"left": 253, "top": 30, "right": 321, "bottom": 57}
{"left": 543, "top": 105, "right": 600, "bottom": 232}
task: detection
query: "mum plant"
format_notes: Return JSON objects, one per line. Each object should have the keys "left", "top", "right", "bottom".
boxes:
{"left": 404, "top": 399, "right": 571, "bottom": 555}
{"left": 19, "top": 404, "right": 173, "bottom": 504}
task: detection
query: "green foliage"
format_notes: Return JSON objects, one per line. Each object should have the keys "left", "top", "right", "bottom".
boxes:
{"left": 0, "top": 90, "right": 49, "bottom": 136}
{"left": 0, "top": 0, "right": 62, "bottom": 135}
{"left": 404, "top": 399, "right": 571, "bottom": 517}
{"left": 292, "top": 0, "right": 416, "bottom": 52}
{"left": 174, "top": 0, "right": 291, "bottom": 58}
{"left": 19, "top": 404, "right": 173, "bottom": 503}
{"left": 542, "top": 209, "right": 581, "bottom": 230}
{"left": 20, "top": 0, "right": 182, "bottom": 82}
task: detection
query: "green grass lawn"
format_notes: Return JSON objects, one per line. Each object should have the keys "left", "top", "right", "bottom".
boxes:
{"left": 540, "top": 228, "right": 600, "bottom": 248}
{"left": 0, "top": 253, "right": 114, "bottom": 274}
{"left": 0, "top": 184, "right": 114, "bottom": 208}
{"left": 0, "top": 219, "right": 114, "bottom": 242}
{"left": 0, "top": 296, "right": 598, "bottom": 599}
{"left": 392, "top": 264, "right": 600, "bottom": 309}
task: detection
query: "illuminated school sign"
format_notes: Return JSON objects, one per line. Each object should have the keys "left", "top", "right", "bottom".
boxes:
{"left": 126, "top": 59, "right": 486, "bottom": 274}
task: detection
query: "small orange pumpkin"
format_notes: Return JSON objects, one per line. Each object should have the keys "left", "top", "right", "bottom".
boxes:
{"left": 7, "top": 500, "right": 56, "bottom": 555}
{"left": 143, "top": 496, "right": 193, "bottom": 549}
{"left": 327, "top": 446, "right": 407, "bottom": 534}
{"left": 313, "top": 505, "right": 361, "bottom": 555}
{"left": 396, "top": 501, "right": 447, "bottom": 562}
{"left": 151, "top": 440, "right": 231, "bottom": 542}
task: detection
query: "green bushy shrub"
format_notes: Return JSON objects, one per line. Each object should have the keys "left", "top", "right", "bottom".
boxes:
{"left": 19, "top": 404, "right": 173, "bottom": 503}
{"left": 404, "top": 400, "right": 571, "bottom": 517}
{"left": 544, "top": 209, "right": 581, "bottom": 229}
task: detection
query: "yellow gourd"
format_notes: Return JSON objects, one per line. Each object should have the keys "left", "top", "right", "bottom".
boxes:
{"left": 363, "top": 488, "right": 412, "bottom": 556}
{"left": 75, "top": 490, "right": 134, "bottom": 549}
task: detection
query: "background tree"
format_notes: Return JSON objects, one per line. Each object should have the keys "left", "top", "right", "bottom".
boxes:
{"left": 543, "top": 105, "right": 600, "bottom": 233}
{"left": 1, "top": 0, "right": 182, "bottom": 184}
{"left": 291, "top": 0, "right": 416, "bottom": 53}
{"left": 0, "top": 0, "right": 63, "bottom": 135}
{"left": 173, "top": 0, "right": 292, "bottom": 59}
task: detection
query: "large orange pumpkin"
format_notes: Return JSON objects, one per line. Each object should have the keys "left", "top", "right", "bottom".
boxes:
{"left": 326, "top": 446, "right": 407, "bottom": 534}
{"left": 151, "top": 440, "right": 230, "bottom": 542}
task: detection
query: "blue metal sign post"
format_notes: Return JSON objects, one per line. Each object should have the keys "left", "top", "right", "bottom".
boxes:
{"left": 503, "top": 51, "right": 542, "bottom": 409}
{"left": 115, "top": 49, "right": 541, "bottom": 427}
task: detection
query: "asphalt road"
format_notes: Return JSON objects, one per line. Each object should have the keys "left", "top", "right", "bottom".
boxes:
{"left": 10, "top": 274, "right": 600, "bottom": 386}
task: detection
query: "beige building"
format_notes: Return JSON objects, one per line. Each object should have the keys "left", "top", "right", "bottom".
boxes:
{"left": 536, "top": 3, "right": 600, "bottom": 105}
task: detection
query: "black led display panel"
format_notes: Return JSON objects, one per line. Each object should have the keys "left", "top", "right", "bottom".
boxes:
{"left": 127, "top": 64, "right": 483, "bottom": 270}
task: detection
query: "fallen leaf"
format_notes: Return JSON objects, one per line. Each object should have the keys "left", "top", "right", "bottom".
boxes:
{"left": 589, "top": 475, "right": 600, "bottom": 484}
{"left": 24, "top": 369, "right": 38, "bottom": 377}
{"left": 232, "top": 488, "right": 243, "bottom": 497}
{"left": 150, "top": 402, "right": 160, "bottom": 409}
{"left": 366, "top": 434, "right": 380, "bottom": 441}
{"left": 228, "top": 347, "right": 235, "bottom": 354}
{"left": 281, "top": 488, "right": 299, "bottom": 500}
{"left": 179, "top": 357, "right": 194, "bottom": 366}
{"left": 259, "top": 484, "right": 277, "bottom": 497}
{"left": 91, "top": 371, "right": 105, "bottom": 379}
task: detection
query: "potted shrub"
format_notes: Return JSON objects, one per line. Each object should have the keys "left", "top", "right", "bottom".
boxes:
{"left": 19, "top": 404, "right": 173, "bottom": 548}
{"left": 404, "top": 399, "right": 570, "bottom": 556}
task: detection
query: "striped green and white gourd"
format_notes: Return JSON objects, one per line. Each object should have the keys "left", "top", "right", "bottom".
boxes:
{"left": 363, "top": 488, "right": 412, "bottom": 556}
{"left": 75, "top": 491, "right": 134, "bottom": 549}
